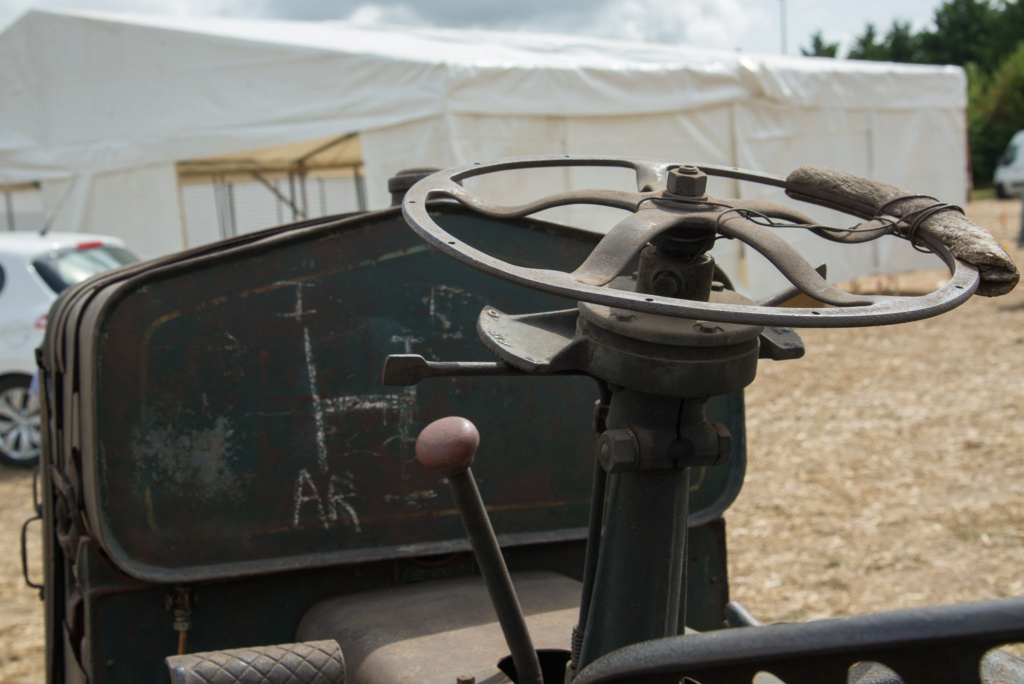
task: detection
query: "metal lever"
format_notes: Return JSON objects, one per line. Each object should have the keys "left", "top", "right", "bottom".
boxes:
{"left": 382, "top": 354, "right": 522, "bottom": 386}
{"left": 415, "top": 417, "right": 544, "bottom": 684}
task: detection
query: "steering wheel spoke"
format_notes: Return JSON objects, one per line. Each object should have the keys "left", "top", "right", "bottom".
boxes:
{"left": 437, "top": 184, "right": 650, "bottom": 219}
{"left": 633, "top": 160, "right": 675, "bottom": 192}
{"left": 571, "top": 209, "right": 694, "bottom": 286}
{"left": 716, "top": 214, "right": 871, "bottom": 307}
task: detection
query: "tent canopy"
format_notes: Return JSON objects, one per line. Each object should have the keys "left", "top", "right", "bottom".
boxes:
{"left": 0, "top": 9, "right": 968, "bottom": 291}
{"left": 177, "top": 134, "right": 362, "bottom": 178}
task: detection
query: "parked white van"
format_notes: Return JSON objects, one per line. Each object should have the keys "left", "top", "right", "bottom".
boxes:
{"left": 994, "top": 129, "right": 1024, "bottom": 198}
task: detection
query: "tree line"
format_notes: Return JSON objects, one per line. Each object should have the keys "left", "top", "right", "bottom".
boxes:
{"left": 801, "top": 0, "right": 1024, "bottom": 189}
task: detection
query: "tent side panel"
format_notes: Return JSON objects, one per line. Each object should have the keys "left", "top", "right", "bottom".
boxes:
{"left": 361, "top": 105, "right": 963, "bottom": 294}
{"left": 729, "top": 101, "right": 958, "bottom": 292}
{"left": 50, "top": 164, "right": 185, "bottom": 258}
{"left": 360, "top": 109, "right": 735, "bottom": 221}
{"left": 869, "top": 107, "right": 968, "bottom": 278}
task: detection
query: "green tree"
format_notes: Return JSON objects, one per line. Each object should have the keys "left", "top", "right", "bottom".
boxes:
{"left": 801, "top": 0, "right": 1024, "bottom": 185}
{"left": 968, "top": 41, "right": 1024, "bottom": 183}
{"left": 847, "top": 20, "right": 923, "bottom": 62}
{"left": 812, "top": 0, "right": 1024, "bottom": 66}
{"left": 884, "top": 21, "right": 922, "bottom": 63}
{"left": 993, "top": 1, "right": 1024, "bottom": 59}
{"left": 847, "top": 23, "right": 889, "bottom": 61}
{"left": 801, "top": 31, "right": 839, "bottom": 58}
{"left": 917, "top": 0, "right": 1002, "bottom": 71}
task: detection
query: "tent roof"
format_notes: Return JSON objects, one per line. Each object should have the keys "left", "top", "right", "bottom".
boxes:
{"left": 0, "top": 9, "right": 966, "bottom": 184}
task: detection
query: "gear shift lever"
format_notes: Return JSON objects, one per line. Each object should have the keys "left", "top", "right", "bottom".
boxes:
{"left": 416, "top": 417, "right": 545, "bottom": 684}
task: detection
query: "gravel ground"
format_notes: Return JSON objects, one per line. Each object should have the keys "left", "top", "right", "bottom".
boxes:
{"left": 0, "top": 198, "right": 1021, "bottom": 681}
{"left": 730, "top": 197, "right": 1024, "bottom": 626}
{"left": 0, "top": 466, "right": 42, "bottom": 683}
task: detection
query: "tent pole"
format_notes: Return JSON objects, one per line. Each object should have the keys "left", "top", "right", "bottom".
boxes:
{"left": 354, "top": 166, "right": 366, "bottom": 211}
{"left": 251, "top": 171, "right": 306, "bottom": 220}
{"left": 226, "top": 182, "right": 237, "bottom": 237}
{"left": 4, "top": 192, "right": 13, "bottom": 231}
{"left": 288, "top": 172, "right": 297, "bottom": 221}
{"left": 299, "top": 168, "right": 309, "bottom": 219}
{"left": 214, "top": 175, "right": 226, "bottom": 239}
{"left": 294, "top": 133, "right": 356, "bottom": 165}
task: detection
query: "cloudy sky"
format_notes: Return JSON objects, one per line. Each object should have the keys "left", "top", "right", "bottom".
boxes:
{"left": 0, "top": 0, "right": 943, "bottom": 57}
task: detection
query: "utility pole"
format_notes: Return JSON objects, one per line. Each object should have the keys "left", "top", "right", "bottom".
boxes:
{"left": 779, "top": 0, "right": 787, "bottom": 54}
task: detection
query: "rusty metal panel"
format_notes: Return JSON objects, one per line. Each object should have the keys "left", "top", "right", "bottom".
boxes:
{"left": 74, "top": 207, "right": 746, "bottom": 582}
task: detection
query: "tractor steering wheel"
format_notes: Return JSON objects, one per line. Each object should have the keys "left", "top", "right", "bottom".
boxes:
{"left": 401, "top": 155, "right": 1003, "bottom": 328}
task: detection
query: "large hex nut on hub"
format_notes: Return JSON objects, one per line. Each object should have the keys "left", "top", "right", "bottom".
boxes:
{"left": 598, "top": 429, "right": 639, "bottom": 473}
{"left": 666, "top": 165, "right": 708, "bottom": 198}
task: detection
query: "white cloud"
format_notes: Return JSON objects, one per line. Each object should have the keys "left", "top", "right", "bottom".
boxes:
{"left": 345, "top": 3, "right": 424, "bottom": 27}
{"left": 330, "top": 0, "right": 772, "bottom": 52}
{"left": 0, "top": 0, "right": 245, "bottom": 26}
{"left": 584, "top": 0, "right": 768, "bottom": 49}
{"left": 0, "top": 0, "right": 939, "bottom": 59}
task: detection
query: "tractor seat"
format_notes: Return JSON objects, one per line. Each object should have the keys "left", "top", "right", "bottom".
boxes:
{"left": 297, "top": 571, "right": 580, "bottom": 684}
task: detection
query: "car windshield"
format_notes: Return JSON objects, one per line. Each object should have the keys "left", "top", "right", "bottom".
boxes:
{"left": 1000, "top": 142, "right": 1018, "bottom": 166}
{"left": 33, "top": 245, "right": 137, "bottom": 294}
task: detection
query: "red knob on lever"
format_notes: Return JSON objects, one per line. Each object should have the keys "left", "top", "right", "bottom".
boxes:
{"left": 415, "top": 416, "right": 480, "bottom": 474}
{"left": 416, "top": 417, "right": 544, "bottom": 684}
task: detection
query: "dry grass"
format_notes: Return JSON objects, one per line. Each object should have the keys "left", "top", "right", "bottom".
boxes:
{"left": 0, "top": 198, "right": 1021, "bottom": 681}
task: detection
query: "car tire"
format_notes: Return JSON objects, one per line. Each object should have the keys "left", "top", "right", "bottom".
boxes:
{"left": 0, "top": 374, "right": 40, "bottom": 468}
{"left": 996, "top": 183, "right": 1009, "bottom": 199}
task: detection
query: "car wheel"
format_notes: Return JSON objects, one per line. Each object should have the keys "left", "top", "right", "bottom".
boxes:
{"left": 0, "top": 374, "right": 40, "bottom": 468}
{"left": 996, "top": 183, "right": 1009, "bottom": 199}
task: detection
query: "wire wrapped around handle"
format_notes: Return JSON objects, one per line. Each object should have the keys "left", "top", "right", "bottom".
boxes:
{"left": 785, "top": 165, "right": 1019, "bottom": 297}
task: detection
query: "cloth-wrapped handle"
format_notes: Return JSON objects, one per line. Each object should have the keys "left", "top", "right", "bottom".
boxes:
{"left": 786, "top": 165, "right": 1019, "bottom": 297}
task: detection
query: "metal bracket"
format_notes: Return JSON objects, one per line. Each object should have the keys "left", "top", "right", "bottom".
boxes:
{"left": 759, "top": 327, "right": 805, "bottom": 360}
{"left": 20, "top": 513, "right": 43, "bottom": 594}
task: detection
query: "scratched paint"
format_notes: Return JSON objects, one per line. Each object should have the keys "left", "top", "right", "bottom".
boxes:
{"left": 130, "top": 415, "right": 251, "bottom": 507}
{"left": 291, "top": 273, "right": 423, "bottom": 529}
{"left": 305, "top": 326, "right": 329, "bottom": 473}
{"left": 288, "top": 282, "right": 417, "bottom": 469}
{"left": 390, "top": 334, "right": 424, "bottom": 353}
{"left": 321, "top": 389, "right": 417, "bottom": 434}
{"left": 425, "top": 284, "right": 471, "bottom": 339}
{"left": 383, "top": 489, "right": 440, "bottom": 510}
{"left": 279, "top": 283, "right": 332, "bottom": 473}
{"left": 292, "top": 467, "right": 363, "bottom": 532}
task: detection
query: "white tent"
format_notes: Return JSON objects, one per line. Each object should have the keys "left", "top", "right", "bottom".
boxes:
{"left": 0, "top": 9, "right": 968, "bottom": 293}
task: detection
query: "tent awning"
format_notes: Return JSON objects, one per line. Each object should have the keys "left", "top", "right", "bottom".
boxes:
{"left": 176, "top": 134, "right": 362, "bottom": 179}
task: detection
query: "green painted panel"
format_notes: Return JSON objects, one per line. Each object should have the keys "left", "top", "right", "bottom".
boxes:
{"left": 87, "top": 207, "right": 746, "bottom": 581}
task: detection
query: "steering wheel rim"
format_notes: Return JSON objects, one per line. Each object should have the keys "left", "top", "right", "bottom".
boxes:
{"left": 402, "top": 155, "right": 979, "bottom": 328}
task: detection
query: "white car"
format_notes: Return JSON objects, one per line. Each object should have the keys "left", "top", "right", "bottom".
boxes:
{"left": 994, "top": 129, "right": 1024, "bottom": 199}
{"left": 0, "top": 232, "right": 137, "bottom": 467}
